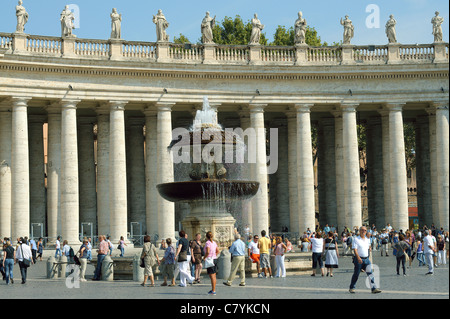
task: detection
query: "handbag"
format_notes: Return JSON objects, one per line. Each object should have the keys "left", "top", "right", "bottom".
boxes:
{"left": 178, "top": 250, "right": 187, "bottom": 263}
{"left": 204, "top": 257, "right": 215, "bottom": 268}
{"left": 322, "top": 239, "right": 332, "bottom": 262}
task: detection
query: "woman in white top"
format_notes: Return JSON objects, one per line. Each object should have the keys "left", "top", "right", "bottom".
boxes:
{"left": 310, "top": 232, "right": 324, "bottom": 277}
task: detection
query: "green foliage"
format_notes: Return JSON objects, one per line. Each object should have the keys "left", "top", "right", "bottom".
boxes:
{"left": 272, "top": 25, "right": 324, "bottom": 46}
{"left": 173, "top": 33, "right": 190, "bottom": 44}
{"left": 211, "top": 15, "right": 267, "bottom": 45}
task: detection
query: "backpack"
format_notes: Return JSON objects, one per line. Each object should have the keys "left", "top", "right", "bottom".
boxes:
{"left": 347, "top": 236, "right": 353, "bottom": 245}
{"left": 69, "top": 247, "right": 75, "bottom": 257}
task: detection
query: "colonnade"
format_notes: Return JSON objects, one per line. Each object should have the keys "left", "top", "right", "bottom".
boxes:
{"left": 0, "top": 98, "right": 448, "bottom": 244}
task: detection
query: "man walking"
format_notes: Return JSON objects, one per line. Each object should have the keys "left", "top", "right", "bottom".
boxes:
{"left": 349, "top": 226, "right": 381, "bottom": 294}
{"left": 258, "top": 230, "right": 272, "bottom": 278}
{"left": 423, "top": 230, "right": 436, "bottom": 275}
{"left": 224, "top": 233, "right": 246, "bottom": 286}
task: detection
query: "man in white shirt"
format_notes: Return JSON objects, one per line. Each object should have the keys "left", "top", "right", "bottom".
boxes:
{"left": 423, "top": 230, "right": 435, "bottom": 275}
{"left": 15, "top": 237, "right": 33, "bottom": 284}
{"left": 349, "top": 226, "right": 381, "bottom": 294}
{"left": 379, "top": 230, "right": 390, "bottom": 256}
{"left": 248, "top": 235, "right": 262, "bottom": 277}
{"left": 55, "top": 236, "right": 62, "bottom": 258}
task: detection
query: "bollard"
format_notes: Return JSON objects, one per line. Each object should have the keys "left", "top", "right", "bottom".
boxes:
{"left": 47, "top": 256, "right": 57, "bottom": 279}
{"left": 216, "top": 250, "right": 231, "bottom": 280}
{"left": 101, "top": 255, "right": 114, "bottom": 281}
{"left": 133, "top": 254, "right": 144, "bottom": 282}
{"left": 58, "top": 256, "right": 67, "bottom": 278}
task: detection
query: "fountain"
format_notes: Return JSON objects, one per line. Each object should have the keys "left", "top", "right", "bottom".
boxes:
{"left": 157, "top": 97, "right": 259, "bottom": 246}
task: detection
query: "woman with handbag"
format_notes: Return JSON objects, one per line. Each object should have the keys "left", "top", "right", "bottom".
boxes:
{"left": 15, "top": 237, "right": 33, "bottom": 284}
{"left": 324, "top": 232, "right": 339, "bottom": 277}
{"left": 140, "top": 235, "right": 160, "bottom": 287}
{"left": 393, "top": 233, "right": 409, "bottom": 276}
{"left": 175, "top": 230, "right": 194, "bottom": 287}
{"left": 203, "top": 231, "right": 220, "bottom": 295}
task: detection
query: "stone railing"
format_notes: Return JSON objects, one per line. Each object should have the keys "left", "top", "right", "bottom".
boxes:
{"left": 0, "top": 32, "right": 448, "bottom": 65}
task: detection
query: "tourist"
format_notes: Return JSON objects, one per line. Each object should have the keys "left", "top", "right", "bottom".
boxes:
{"left": 346, "top": 233, "right": 354, "bottom": 256}
{"left": 15, "top": 237, "right": 33, "bottom": 284}
{"left": 445, "top": 231, "right": 449, "bottom": 260}
{"left": 285, "top": 238, "right": 293, "bottom": 253}
{"left": 175, "top": 230, "right": 194, "bottom": 287}
{"left": 203, "top": 231, "right": 219, "bottom": 295}
{"left": 393, "top": 233, "right": 409, "bottom": 276}
{"left": 405, "top": 231, "right": 414, "bottom": 268}
{"left": 380, "top": 229, "right": 390, "bottom": 256}
{"left": 415, "top": 237, "right": 425, "bottom": 267}
{"left": 78, "top": 239, "right": 89, "bottom": 281}
{"left": 55, "top": 236, "right": 62, "bottom": 258}
{"left": 2, "top": 240, "right": 15, "bottom": 285}
{"left": 62, "top": 240, "right": 72, "bottom": 263}
{"left": 324, "top": 231, "right": 339, "bottom": 277}
{"left": 349, "top": 226, "right": 381, "bottom": 294}
{"left": 118, "top": 236, "right": 127, "bottom": 257}
{"left": 106, "top": 236, "right": 113, "bottom": 256}
{"left": 92, "top": 235, "right": 108, "bottom": 280}
{"left": 258, "top": 230, "right": 272, "bottom": 278}
{"left": 423, "top": 230, "right": 436, "bottom": 275}
{"left": 301, "top": 234, "right": 310, "bottom": 252}
{"left": 161, "top": 238, "right": 176, "bottom": 287}
{"left": 160, "top": 239, "right": 167, "bottom": 250}
{"left": 437, "top": 235, "right": 446, "bottom": 266}
{"left": 29, "top": 237, "right": 37, "bottom": 264}
{"left": 310, "top": 232, "right": 324, "bottom": 277}
{"left": 224, "top": 233, "right": 247, "bottom": 286}
{"left": 190, "top": 233, "right": 203, "bottom": 284}
{"left": 342, "top": 232, "right": 348, "bottom": 256}
{"left": 140, "top": 235, "right": 160, "bottom": 287}
{"left": 273, "top": 236, "right": 287, "bottom": 278}
{"left": 87, "top": 237, "right": 93, "bottom": 261}
{"left": 248, "top": 235, "right": 262, "bottom": 277}
{"left": 37, "top": 237, "right": 44, "bottom": 261}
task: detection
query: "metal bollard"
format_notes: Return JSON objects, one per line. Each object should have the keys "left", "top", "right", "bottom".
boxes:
{"left": 216, "top": 250, "right": 231, "bottom": 280}
{"left": 101, "top": 255, "right": 114, "bottom": 281}
{"left": 59, "top": 256, "right": 67, "bottom": 278}
{"left": 133, "top": 254, "right": 144, "bottom": 282}
{"left": 47, "top": 256, "right": 57, "bottom": 279}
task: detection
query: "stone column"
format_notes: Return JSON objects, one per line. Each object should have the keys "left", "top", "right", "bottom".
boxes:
{"left": 434, "top": 103, "right": 449, "bottom": 230}
{"left": 366, "top": 116, "right": 385, "bottom": 228}
{"left": 144, "top": 107, "right": 158, "bottom": 236}
{"left": 379, "top": 110, "right": 392, "bottom": 227}
{"left": 109, "top": 101, "right": 129, "bottom": 243}
{"left": 340, "top": 103, "right": 362, "bottom": 229}
{"left": 11, "top": 97, "right": 31, "bottom": 241}
{"left": 0, "top": 104, "right": 12, "bottom": 238}
{"left": 239, "top": 110, "right": 253, "bottom": 234}
{"left": 427, "top": 108, "right": 439, "bottom": 227}
{"left": 287, "top": 109, "right": 299, "bottom": 233}
{"left": 333, "top": 112, "right": 346, "bottom": 233}
{"left": 386, "top": 103, "right": 409, "bottom": 231}
{"left": 96, "top": 107, "right": 110, "bottom": 237}
{"left": 156, "top": 103, "right": 175, "bottom": 241}
{"left": 126, "top": 117, "right": 146, "bottom": 236}
{"left": 46, "top": 105, "right": 62, "bottom": 241}
{"left": 295, "top": 103, "right": 315, "bottom": 233}
{"left": 60, "top": 99, "right": 81, "bottom": 245}
{"left": 317, "top": 117, "right": 337, "bottom": 228}
{"left": 249, "top": 104, "right": 269, "bottom": 235}
{"left": 28, "top": 115, "right": 46, "bottom": 236}
{"left": 77, "top": 117, "right": 97, "bottom": 237}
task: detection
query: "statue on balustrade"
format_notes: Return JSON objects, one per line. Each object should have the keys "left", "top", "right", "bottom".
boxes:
{"left": 153, "top": 9, "right": 169, "bottom": 42}
{"left": 340, "top": 15, "right": 354, "bottom": 44}
{"left": 60, "top": 5, "right": 76, "bottom": 38}
{"left": 110, "top": 8, "right": 122, "bottom": 39}
{"left": 201, "top": 11, "right": 216, "bottom": 44}
{"left": 15, "top": 0, "right": 28, "bottom": 33}
{"left": 249, "top": 13, "right": 264, "bottom": 45}
{"left": 431, "top": 11, "right": 444, "bottom": 43}
{"left": 385, "top": 15, "right": 397, "bottom": 43}
{"left": 294, "top": 11, "right": 307, "bottom": 44}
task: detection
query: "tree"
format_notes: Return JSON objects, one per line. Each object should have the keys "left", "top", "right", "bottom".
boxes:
{"left": 173, "top": 33, "right": 190, "bottom": 44}
{"left": 209, "top": 15, "right": 268, "bottom": 45}
{"left": 272, "top": 25, "right": 325, "bottom": 46}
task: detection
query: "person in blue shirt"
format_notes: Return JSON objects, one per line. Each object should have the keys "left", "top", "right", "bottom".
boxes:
{"left": 223, "top": 233, "right": 246, "bottom": 287}
{"left": 29, "top": 238, "right": 37, "bottom": 264}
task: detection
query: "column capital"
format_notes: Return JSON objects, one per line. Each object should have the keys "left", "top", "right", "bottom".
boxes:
{"left": 294, "top": 103, "right": 314, "bottom": 113}
{"left": 285, "top": 107, "right": 297, "bottom": 119}
{"left": 107, "top": 100, "right": 128, "bottom": 111}
{"left": 143, "top": 105, "right": 158, "bottom": 117}
{"left": 383, "top": 102, "right": 406, "bottom": 112}
{"left": 248, "top": 103, "right": 268, "bottom": 113}
{"left": 59, "top": 99, "right": 81, "bottom": 109}
{"left": 5, "top": 96, "right": 32, "bottom": 108}
{"left": 339, "top": 102, "right": 359, "bottom": 112}
{"left": 155, "top": 102, "right": 175, "bottom": 112}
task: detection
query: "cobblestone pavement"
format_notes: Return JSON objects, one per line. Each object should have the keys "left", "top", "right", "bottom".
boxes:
{"left": 1, "top": 250, "right": 448, "bottom": 300}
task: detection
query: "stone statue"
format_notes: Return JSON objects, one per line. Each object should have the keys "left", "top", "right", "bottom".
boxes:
{"left": 340, "top": 15, "right": 354, "bottom": 44}
{"left": 60, "top": 5, "right": 76, "bottom": 38}
{"left": 153, "top": 9, "right": 169, "bottom": 42}
{"left": 385, "top": 15, "right": 397, "bottom": 43}
{"left": 431, "top": 11, "right": 444, "bottom": 43}
{"left": 201, "top": 11, "right": 216, "bottom": 44}
{"left": 15, "top": 0, "right": 28, "bottom": 33}
{"left": 110, "top": 8, "right": 122, "bottom": 39}
{"left": 294, "top": 11, "right": 307, "bottom": 44}
{"left": 249, "top": 14, "right": 264, "bottom": 45}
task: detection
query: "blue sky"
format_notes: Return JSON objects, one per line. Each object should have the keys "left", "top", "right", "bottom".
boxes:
{"left": 0, "top": 0, "right": 448, "bottom": 45}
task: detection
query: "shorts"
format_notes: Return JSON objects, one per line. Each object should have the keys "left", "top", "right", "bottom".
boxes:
{"left": 260, "top": 253, "right": 270, "bottom": 269}
{"left": 206, "top": 258, "right": 218, "bottom": 275}
{"left": 250, "top": 253, "right": 260, "bottom": 263}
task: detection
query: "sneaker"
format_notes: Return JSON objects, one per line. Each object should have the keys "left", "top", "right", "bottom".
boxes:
{"left": 223, "top": 282, "right": 231, "bottom": 286}
{"left": 208, "top": 290, "right": 217, "bottom": 295}
{"left": 349, "top": 289, "right": 356, "bottom": 294}
{"left": 372, "top": 288, "right": 382, "bottom": 294}
{"left": 425, "top": 272, "right": 434, "bottom": 275}
{"left": 239, "top": 283, "right": 246, "bottom": 286}
{"left": 257, "top": 273, "right": 263, "bottom": 278}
